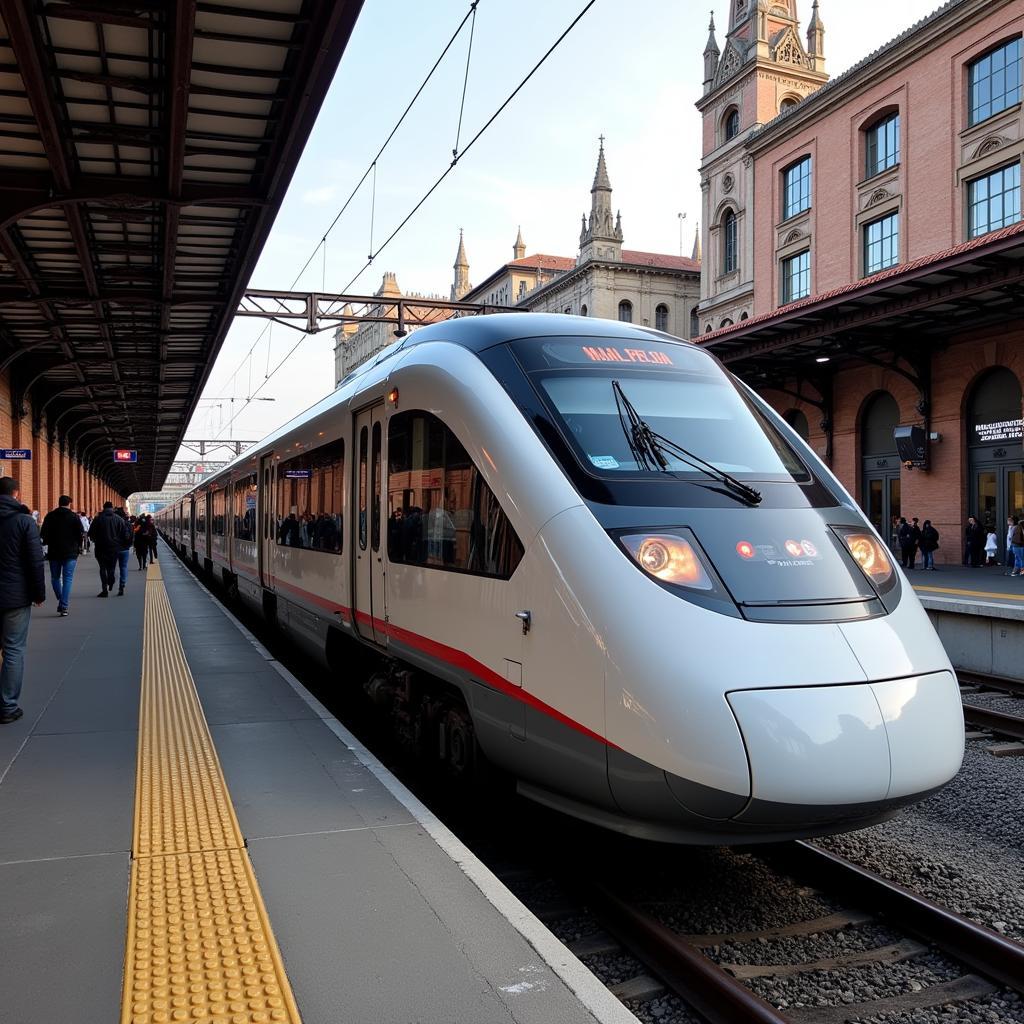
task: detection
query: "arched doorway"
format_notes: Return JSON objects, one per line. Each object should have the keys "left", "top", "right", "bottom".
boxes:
{"left": 967, "top": 368, "right": 1023, "bottom": 548}
{"left": 861, "top": 392, "right": 901, "bottom": 552}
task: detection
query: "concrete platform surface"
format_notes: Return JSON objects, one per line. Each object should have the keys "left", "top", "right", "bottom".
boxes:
{"left": 911, "top": 564, "right": 1024, "bottom": 618}
{"left": 0, "top": 543, "right": 633, "bottom": 1024}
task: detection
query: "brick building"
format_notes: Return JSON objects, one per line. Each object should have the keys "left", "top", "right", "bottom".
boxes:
{"left": 697, "top": 0, "right": 1024, "bottom": 562}
{"left": 0, "top": 369, "right": 119, "bottom": 516}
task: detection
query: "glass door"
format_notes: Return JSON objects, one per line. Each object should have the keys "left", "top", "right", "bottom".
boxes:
{"left": 976, "top": 471, "right": 998, "bottom": 536}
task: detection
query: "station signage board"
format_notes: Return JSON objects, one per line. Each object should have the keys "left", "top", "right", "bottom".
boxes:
{"left": 972, "top": 418, "right": 1023, "bottom": 445}
{"left": 114, "top": 449, "right": 138, "bottom": 463}
{"left": 0, "top": 448, "right": 31, "bottom": 460}
{"left": 283, "top": 469, "right": 312, "bottom": 479}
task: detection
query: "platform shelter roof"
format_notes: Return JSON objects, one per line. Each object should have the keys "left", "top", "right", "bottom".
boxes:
{"left": 0, "top": 0, "right": 363, "bottom": 493}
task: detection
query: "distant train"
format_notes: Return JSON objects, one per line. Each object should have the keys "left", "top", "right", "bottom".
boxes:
{"left": 157, "top": 314, "right": 964, "bottom": 843}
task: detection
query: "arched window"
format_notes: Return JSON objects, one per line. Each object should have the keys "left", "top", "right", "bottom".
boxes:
{"left": 580, "top": 304, "right": 588, "bottom": 317}
{"left": 968, "top": 367, "right": 1023, "bottom": 531}
{"left": 618, "top": 300, "right": 633, "bottom": 323}
{"left": 720, "top": 317, "right": 734, "bottom": 328}
{"left": 722, "top": 209, "right": 738, "bottom": 273}
{"left": 655, "top": 304, "right": 669, "bottom": 332}
{"left": 724, "top": 107, "right": 740, "bottom": 141}
{"left": 705, "top": 323, "right": 713, "bottom": 335}
{"left": 861, "top": 392, "right": 900, "bottom": 457}
{"left": 690, "top": 307, "right": 700, "bottom": 338}
{"left": 740, "top": 311, "right": 749, "bottom": 320}
{"left": 780, "top": 97, "right": 799, "bottom": 112}
{"left": 784, "top": 409, "right": 810, "bottom": 441}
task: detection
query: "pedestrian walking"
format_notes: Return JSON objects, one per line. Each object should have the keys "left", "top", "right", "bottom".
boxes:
{"left": 88, "top": 501, "right": 131, "bottom": 597}
{"left": 39, "top": 495, "right": 84, "bottom": 616}
{"left": 133, "top": 516, "right": 151, "bottom": 571}
{"left": 114, "top": 508, "right": 132, "bottom": 594}
{"left": 1010, "top": 518, "right": 1024, "bottom": 578}
{"left": 78, "top": 510, "right": 91, "bottom": 553}
{"left": 0, "top": 477, "right": 45, "bottom": 724}
{"left": 145, "top": 514, "right": 158, "bottom": 562}
{"left": 1005, "top": 516, "right": 1016, "bottom": 573}
{"left": 919, "top": 520, "right": 940, "bottom": 570}
{"left": 963, "top": 515, "right": 984, "bottom": 567}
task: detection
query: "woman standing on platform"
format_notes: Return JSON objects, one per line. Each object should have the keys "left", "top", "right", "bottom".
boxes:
{"left": 919, "top": 520, "right": 940, "bottom": 571}
{"left": 133, "top": 517, "right": 151, "bottom": 571}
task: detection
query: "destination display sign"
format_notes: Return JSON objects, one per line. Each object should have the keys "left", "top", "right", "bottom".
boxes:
{"left": 114, "top": 449, "right": 138, "bottom": 463}
{"left": 973, "top": 418, "right": 1023, "bottom": 445}
{"left": 0, "top": 448, "right": 31, "bottom": 460}
{"left": 283, "top": 469, "right": 312, "bottom": 479}
{"left": 523, "top": 338, "right": 707, "bottom": 374}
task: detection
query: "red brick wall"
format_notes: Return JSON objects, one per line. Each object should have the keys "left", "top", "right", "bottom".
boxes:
{"left": 765, "top": 328, "right": 1024, "bottom": 563}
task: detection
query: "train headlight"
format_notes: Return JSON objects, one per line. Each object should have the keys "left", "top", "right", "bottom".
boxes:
{"left": 619, "top": 532, "right": 714, "bottom": 591}
{"left": 833, "top": 528, "right": 895, "bottom": 590}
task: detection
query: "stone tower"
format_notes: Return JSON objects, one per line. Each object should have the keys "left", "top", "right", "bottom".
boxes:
{"left": 513, "top": 226, "right": 526, "bottom": 260}
{"left": 451, "top": 230, "right": 471, "bottom": 300}
{"left": 695, "top": 1, "right": 828, "bottom": 330}
{"left": 578, "top": 138, "right": 623, "bottom": 265}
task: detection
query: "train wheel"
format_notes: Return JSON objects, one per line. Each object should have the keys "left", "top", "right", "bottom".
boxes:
{"left": 444, "top": 707, "right": 475, "bottom": 777}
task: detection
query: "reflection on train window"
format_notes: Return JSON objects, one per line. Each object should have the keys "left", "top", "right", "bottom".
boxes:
{"left": 387, "top": 410, "right": 524, "bottom": 579}
{"left": 195, "top": 494, "right": 207, "bottom": 537}
{"left": 275, "top": 438, "right": 344, "bottom": 553}
{"left": 358, "top": 427, "right": 368, "bottom": 551}
{"left": 234, "top": 473, "right": 258, "bottom": 541}
{"left": 211, "top": 488, "right": 226, "bottom": 536}
{"left": 371, "top": 422, "right": 382, "bottom": 552}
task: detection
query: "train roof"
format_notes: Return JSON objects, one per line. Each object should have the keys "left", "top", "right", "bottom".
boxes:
{"left": 400, "top": 312, "right": 692, "bottom": 352}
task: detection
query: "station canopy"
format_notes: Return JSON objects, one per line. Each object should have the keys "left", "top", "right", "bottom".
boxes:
{"left": 0, "top": 0, "right": 363, "bottom": 493}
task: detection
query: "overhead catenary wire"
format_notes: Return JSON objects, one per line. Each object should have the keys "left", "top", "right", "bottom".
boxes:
{"left": 208, "top": 0, "right": 481, "bottom": 403}
{"left": 217, "top": 0, "right": 599, "bottom": 439}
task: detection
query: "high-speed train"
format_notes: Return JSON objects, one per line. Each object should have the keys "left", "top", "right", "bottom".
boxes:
{"left": 157, "top": 314, "right": 963, "bottom": 843}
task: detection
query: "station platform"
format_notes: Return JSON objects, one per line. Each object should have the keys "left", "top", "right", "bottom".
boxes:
{"left": 910, "top": 563, "right": 1024, "bottom": 618}
{"left": 0, "top": 544, "right": 631, "bottom": 1024}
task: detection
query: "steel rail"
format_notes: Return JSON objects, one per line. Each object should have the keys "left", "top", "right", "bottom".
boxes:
{"left": 576, "top": 879, "right": 790, "bottom": 1024}
{"left": 957, "top": 670, "right": 1024, "bottom": 698}
{"left": 772, "top": 842, "right": 1024, "bottom": 995}
{"left": 961, "top": 704, "right": 1024, "bottom": 742}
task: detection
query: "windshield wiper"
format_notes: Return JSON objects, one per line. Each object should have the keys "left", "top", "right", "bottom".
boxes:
{"left": 612, "top": 380, "right": 762, "bottom": 506}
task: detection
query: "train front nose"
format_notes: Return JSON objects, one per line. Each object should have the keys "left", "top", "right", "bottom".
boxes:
{"left": 726, "top": 671, "right": 965, "bottom": 823}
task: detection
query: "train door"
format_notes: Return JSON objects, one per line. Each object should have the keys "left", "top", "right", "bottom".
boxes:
{"left": 259, "top": 454, "right": 276, "bottom": 590}
{"left": 353, "top": 405, "right": 387, "bottom": 646}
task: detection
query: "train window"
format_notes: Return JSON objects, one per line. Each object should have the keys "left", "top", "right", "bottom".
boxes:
{"left": 275, "top": 438, "right": 344, "bottom": 553}
{"left": 195, "top": 494, "right": 207, "bottom": 537}
{"left": 234, "top": 473, "right": 258, "bottom": 541}
{"left": 371, "top": 422, "right": 382, "bottom": 552}
{"left": 359, "top": 427, "right": 368, "bottom": 551}
{"left": 387, "top": 410, "right": 524, "bottom": 580}
{"left": 211, "top": 489, "right": 226, "bottom": 536}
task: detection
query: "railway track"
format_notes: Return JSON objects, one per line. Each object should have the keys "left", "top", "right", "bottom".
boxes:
{"left": 958, "top": 671, "right": 1024, "bottom": 743}
{"left": 497, "top": 840, "right": 1024, "bottom": 1024}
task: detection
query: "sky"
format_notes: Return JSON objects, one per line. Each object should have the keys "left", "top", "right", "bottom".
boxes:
{"left": 181, "top": 0, "right": 942, "bottom": 457}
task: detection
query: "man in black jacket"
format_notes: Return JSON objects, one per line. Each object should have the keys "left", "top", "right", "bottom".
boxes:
{"left": 40, "top": 494, "right": 84, "bottom": 616}
{"left": 89, "top": 501, "right": 132, "bottom": 597}
{"left": 0, "top": 476, "right": 45, "bottom": 724}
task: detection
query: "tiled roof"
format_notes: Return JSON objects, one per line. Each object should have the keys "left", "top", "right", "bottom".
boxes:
{"left": 698, "top": 218, "right": 1024, "bottom": 345}
{"left": 507, "top": 253, "right": 577, "bottom": 271}
{"left": 622, "top": 249, "right": 701, "bottom": 272}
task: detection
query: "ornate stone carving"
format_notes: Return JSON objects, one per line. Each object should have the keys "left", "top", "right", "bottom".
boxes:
{"left": 865, "top": 188, "right": 891, "bottom": 208}
{"left": 973, "top": 135, "right": 1008, "bottom": 159}
{"left": 773, "top": 30, "right": 807, "bottom": 68}
{"left": 722, "top": 172, "right": 735, "bottom": 194}
{"left": 784, "top": 229, "right": 804, "bottom": 245}
{"left": 718, "top": 46, "right": 742, "bottom": 82}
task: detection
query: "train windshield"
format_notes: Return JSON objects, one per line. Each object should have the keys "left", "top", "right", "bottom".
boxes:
{"left": 514, "top": 338, "right": 809, "bottom": 483}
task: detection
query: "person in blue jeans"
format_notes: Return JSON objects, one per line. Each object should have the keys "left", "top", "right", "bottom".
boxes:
{"left": 0, "top": 476, "right": 46, "bottom": 724}
{"left": 40, "top": 494, "right": 84, "bottom": 616}
{"left": 115, "top": 508, "right": 132, "bottom": 595}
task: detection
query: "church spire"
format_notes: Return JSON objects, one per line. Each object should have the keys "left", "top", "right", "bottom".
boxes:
{"left": 691, "top": 223, "right": 702, "bottom": 263}
{"left": 703, "top": 11, "right": 720, "bottom": 92}
{"left": 807, "top": 0, "right": 825, "bottom": 72}
{"left": 451, "top": 229, "right": 471, "bottom": 300}
{"left": 513, "top": 225, "right": 526, "bottom": 260}
{"left": 579, "top": 137, "right": 623, "bottom": 265}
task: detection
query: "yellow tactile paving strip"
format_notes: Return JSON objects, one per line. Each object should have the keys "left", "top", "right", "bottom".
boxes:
{"left": 121, "top": 562, "right": 302, "bottom": 1024}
